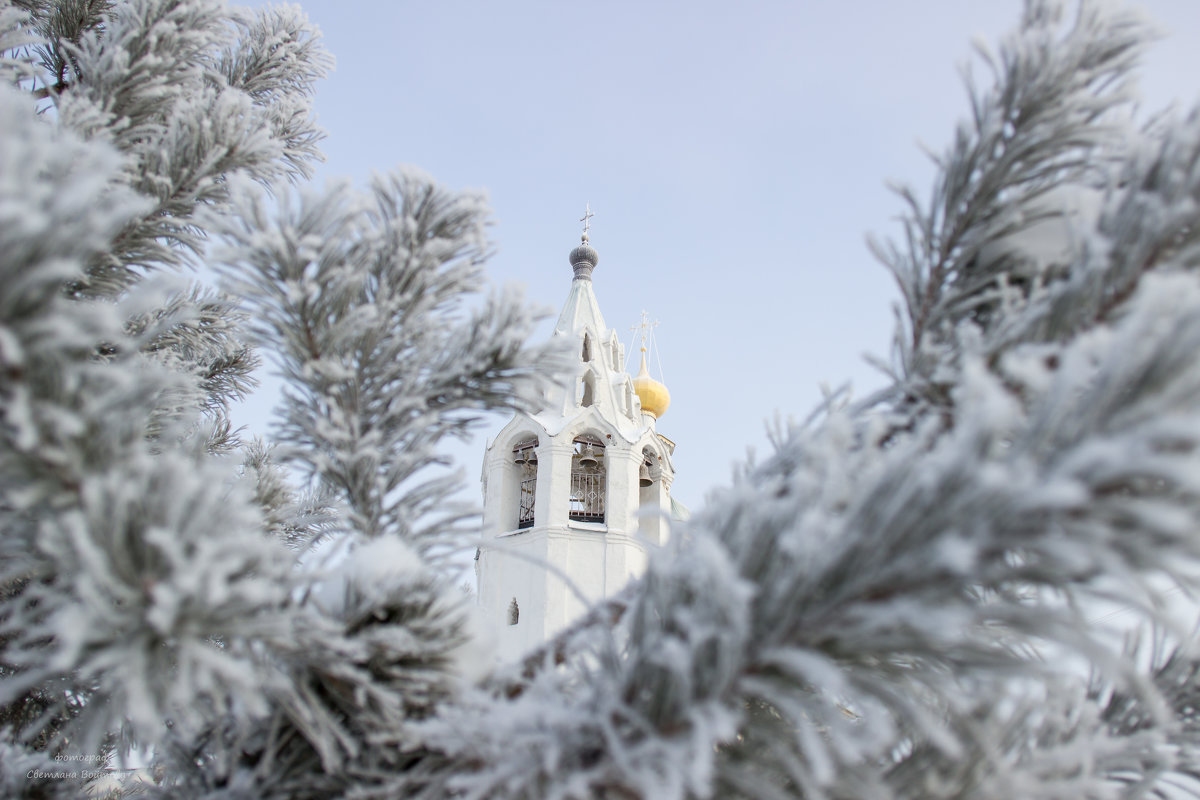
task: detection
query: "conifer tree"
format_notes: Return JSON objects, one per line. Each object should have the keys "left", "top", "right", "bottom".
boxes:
{"left": 0, "top": 0, "right": 334, "bottom": 774}
{"left": 6, "top": 0, "right": 1200, "bottom": 798}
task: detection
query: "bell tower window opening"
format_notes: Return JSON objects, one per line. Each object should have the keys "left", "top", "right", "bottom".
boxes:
{"left": 639, "top": 450, "right": 657, "bottom": 488}
{"left": 569, "top": 435, "right": 606, "bottom": 523}
{"left": 513, "top": 438, "right": 538, "bottom": 529}
{"left": 582, "top": 333, "right": 592, "bottom": 362}
{"left": 581, "top": 372, "right": 596, "bottom": 408}
{"left": 508, "top": 598, "right": 519, "bottom": 625}
{"left": 638, "top": 447, "right": 666, "bottom": 546}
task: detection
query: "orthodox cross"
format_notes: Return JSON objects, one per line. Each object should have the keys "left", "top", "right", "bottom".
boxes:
{"left": 633, "top": 309, "right": 659, "bottom": 352}
{"left": 580, "top": 203, "right": 594, "bottom": 237}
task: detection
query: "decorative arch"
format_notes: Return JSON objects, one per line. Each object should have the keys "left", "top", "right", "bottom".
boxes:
{"left": 569, "top": 434, "right": 606, "bottom": 523}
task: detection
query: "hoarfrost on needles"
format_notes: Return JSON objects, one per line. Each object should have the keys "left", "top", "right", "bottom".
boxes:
{"left": 7, "top": 0, "right": 1200, "bottom": 798}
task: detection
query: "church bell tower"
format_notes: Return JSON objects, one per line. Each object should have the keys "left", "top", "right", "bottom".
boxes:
{"left": 476, "top": 211, "right": 676, "bottom": 662}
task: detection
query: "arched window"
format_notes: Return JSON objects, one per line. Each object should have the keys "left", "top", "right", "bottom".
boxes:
{"left": 581, "top": 372, "right": 595, "bottom": 408}
{"left": 581, "top": 333, "right": 592, "bottom": 362}
{"left": 508, "top": 598, "right": 519, "bottom": 625}
{"left": 569, "top": 435, "right": 606, "bottom": 523}
{"left": 513, "top": 438, "right": 538, "bottom": 529}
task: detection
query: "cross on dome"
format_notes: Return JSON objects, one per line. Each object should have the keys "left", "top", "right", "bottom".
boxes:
{"left": 580, "top": 202, "right": 594, "bottom": 240}
{"left": 633, "top": 309, "right": 660, "bottom": 353}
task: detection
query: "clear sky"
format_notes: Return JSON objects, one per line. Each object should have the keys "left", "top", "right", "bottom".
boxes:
{"left": 231, "top": 1, "right": 1200, "bottom": 513}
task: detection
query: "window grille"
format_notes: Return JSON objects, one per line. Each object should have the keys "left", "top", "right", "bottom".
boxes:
{"left": 518, "top": 472, "right": 536, "bottom": 529}
{"left": 569, "top": 469, "right": 605, "bottom": 522}
{"left": 570, "top": 436, "right": 605, "bottom": 524}
{"left": 513, "top": 439, "right": 538, "bottom": 530}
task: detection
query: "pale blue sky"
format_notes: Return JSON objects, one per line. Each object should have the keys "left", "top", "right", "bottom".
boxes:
{"left": 233, "top": 1, "right": 1200, "bottom": 511}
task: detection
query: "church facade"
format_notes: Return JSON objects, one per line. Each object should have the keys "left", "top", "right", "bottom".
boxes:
{"left": 475, "top": 222, "right": 677, "bottom": 662}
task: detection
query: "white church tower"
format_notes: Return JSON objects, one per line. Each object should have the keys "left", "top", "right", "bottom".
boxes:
{"left": 476, "top": 211, "right": 676, "bottom": 662}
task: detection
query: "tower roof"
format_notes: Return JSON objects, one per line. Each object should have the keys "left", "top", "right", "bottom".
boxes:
{"left": 555, "top": 203, "right": 606, "bottom": 335}
{"left": 554, "top": 250, "right": 608, "bottom": 336}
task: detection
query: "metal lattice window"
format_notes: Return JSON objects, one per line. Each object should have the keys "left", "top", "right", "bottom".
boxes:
{"left": 513, "top": 439, "right": 538, "bottom": 530}
{"left": 569, "top": 471, "right": 605, "bottom": 522}
{"left": 518, "top": 471, "right": 536, "bottom": 529}
{"left": 569, "top": 436, "right": 605, "bottom": 523}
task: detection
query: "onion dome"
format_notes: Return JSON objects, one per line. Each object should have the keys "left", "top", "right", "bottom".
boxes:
{"left": 570, "top": 232, "right": 599, "bottom": 280}
{"left": 632, "top": 348, "right": 670, "bottom": 419}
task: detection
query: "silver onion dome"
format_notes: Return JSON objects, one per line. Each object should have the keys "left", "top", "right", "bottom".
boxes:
{"left": 570, "top": 233, "right": 599, "bottom": 280}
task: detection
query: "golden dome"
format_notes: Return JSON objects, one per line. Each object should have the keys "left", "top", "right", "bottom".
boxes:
{"left": 632, "top": 349, "right": 670, "bottom": 419}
